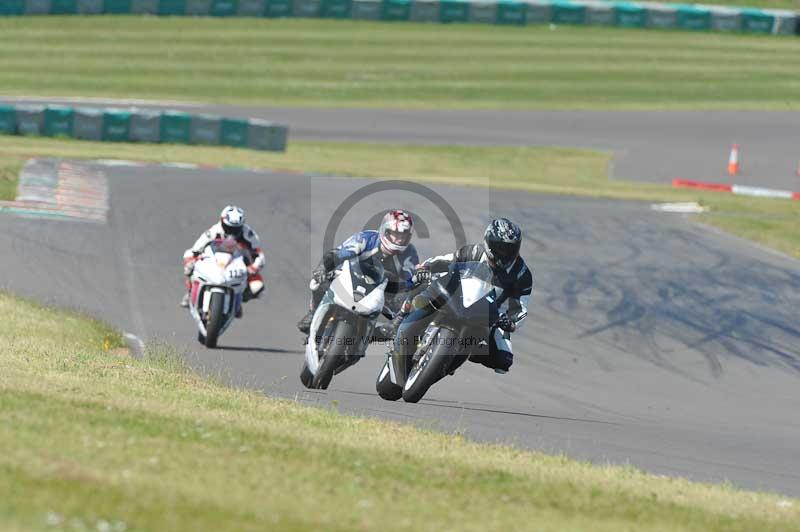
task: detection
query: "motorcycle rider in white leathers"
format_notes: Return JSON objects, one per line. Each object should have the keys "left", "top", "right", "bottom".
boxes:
{"left": 180, "top": 206, "right": 266, "bottom": 315}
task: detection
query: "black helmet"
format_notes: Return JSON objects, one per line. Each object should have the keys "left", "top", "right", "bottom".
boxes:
{"left": 484, "top": 218, "right": 521, "bottom": 271}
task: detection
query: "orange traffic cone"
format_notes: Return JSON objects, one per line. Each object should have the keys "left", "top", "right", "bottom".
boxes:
{"left": 727, "top": 144, "right": 740, "bottom": 177}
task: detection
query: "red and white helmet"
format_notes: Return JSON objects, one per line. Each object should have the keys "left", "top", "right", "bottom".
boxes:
{"left": 220, "top": 205, "right": 245, "bottom": 237}
{"left": 379, "top": 210, "right": 413, "bottom": 254}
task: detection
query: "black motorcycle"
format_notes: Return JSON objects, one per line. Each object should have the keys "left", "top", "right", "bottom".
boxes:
{"left": 376, "top": 261, "right": 500, "bottom": 403}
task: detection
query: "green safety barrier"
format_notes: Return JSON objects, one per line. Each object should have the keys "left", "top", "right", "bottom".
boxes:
{"left": 51, "top": 0, "right": 77, "bottom": 13}
{"left": 266, "top": 0, "right": 293, "bottom": 16}
{"left": 525, "top": 0, "right": 550, "bottom": 24}
{"left": 77, "top": 0, "right": 104, "bottom": 13}
{"left": 381, "top": 0, "right": 409, "bottom": 21}
{"left": 321, "top": 0, "right": 350, "bottom": 17}
{"left": 159, "top": 111, "right": 192, "bottom": 144}
{"left": 0, "top": 0, "right": 26, "bottom": 14}
{"left": 645, "top": 4, "right": 676, "bottom": 29}
{"left": 15, "top": 106, "right": 44, "bottom": 136}
{"left": 237, "top": 0, "right": 265, "bottom": 15}
{"left": 676, "top": 4, "right": 710, "bottom": 30}
{"left": 25, "top": 0, "right": 52, "bottom": 14}
{"left": 158, "top": 0, "right": 186, "bottom": 14}
{"left": 585, "top": 1, "right": 614, "bottom": 26}
{"left": 4, "top": 0, "right": 799, "bottom": 40}
{"left": 220, "top": 118, "right": 249, "bottom": 147}
{"left": 0, "top": 105, "right": 16, "bottom": 134}
{"left": 0, "top": 104, "right": 288, "bottom": 150}
{"left": 185, "top": 0, "right": 210, "bottom": 15}
{"left": 615, "top": 2, "right": 646, "bottom": 27}
{"left": 131, "top": 0, "right": 158, "bottom": 13}
{"left": 440, "top": 0, "right": 469, "bottom": 23}
{"left": 44, "top": 106, "right": 74, "bottom": 138}
{"left": 741, "top": 8, "right": 774, "bottom": 33}
{"left": 103, "top": 0, "right": 131, "bottom": 11}
{"left": 552, "top": 1, "right": 585, "bottom": 25}
{"left": 102, "top": 110, "right": 131, "bottom": 142}
{"left": 496, "top": 0, "right": 525, "bottom": 24}
{"left": 210, "top": 0, "right": 237, "bottom": 15}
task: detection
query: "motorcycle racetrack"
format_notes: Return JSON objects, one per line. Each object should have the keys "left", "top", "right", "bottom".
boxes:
{"left": 2, "top": 159, "right": 799, "bottom": 496}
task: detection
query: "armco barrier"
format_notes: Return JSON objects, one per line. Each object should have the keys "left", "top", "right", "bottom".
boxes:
{"left": 0, "top": 104, "right": 289, "bottom": 152}
{"left": 3, "top": 0, "right": 798, "bottom": 37}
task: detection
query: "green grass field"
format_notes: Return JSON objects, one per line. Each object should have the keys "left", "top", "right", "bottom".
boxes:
{"left": 1, "top": 17, "right": 799, "bottom": 109}
{"left": 1, "top": 290, "right": 798, "bottom": 532}
{"left": 2, "top": 138, "right": 799, "bottom": 259}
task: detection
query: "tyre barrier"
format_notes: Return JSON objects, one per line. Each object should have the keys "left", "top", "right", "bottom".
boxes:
{"left": 0, "top": 0, "right": 796, "bottom": 37}
{"left": 0, "top": 104, "right": 289, "bottom": 152}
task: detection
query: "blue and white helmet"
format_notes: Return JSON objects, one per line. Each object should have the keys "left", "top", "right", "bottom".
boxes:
{"left": 379, "top": 209, "right": 413, "bottom": 254}
{"left": 220, "top": 205, "right": 245, "bottom": 237}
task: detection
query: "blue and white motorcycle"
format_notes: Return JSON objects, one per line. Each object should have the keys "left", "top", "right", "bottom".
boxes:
{"left": 301, "top": 256, "right": 388, "bottom": 389}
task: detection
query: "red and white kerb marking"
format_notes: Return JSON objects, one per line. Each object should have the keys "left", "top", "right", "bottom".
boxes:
{"left": 673, "top": 179, "right": 800, "bottom": 201}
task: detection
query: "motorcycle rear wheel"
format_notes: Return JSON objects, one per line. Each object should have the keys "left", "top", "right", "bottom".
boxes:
{"left": 375, "top": 361, "right": 402, "bottom": 401}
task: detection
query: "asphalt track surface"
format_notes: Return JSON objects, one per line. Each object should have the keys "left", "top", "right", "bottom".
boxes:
{"left": 2, "top": 163, "right": 799, "bottom": 497}
{"left": 5, "top": 97, "right": 800, "bottom": 191}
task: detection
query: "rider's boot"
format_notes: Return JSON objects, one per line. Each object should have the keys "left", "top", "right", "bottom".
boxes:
{"left": 180, "top": 293, "right": 190, "bottom": 308}
{"left": 297, "top": 310, "right": 313, "bottom": 334}
{"left": 375, "top": 310, "right": 407, "bottom": 341}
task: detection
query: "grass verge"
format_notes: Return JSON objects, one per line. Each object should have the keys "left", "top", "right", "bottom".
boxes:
{"left": 0, "top": 156, "right": 23, "bottom": 201}
{"left": 1, "top": 290, "right": 799, "bottom": 531}
{"left": 2, "top": 136, "right": 798, "bottom": 259}
{"left": 1, "top": 18, "right": 800, "bottom": 109}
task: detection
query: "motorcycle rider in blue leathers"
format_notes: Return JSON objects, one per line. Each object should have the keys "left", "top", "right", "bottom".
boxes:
{"left": 297, "top": 210, "right": 419, "bottom": 339}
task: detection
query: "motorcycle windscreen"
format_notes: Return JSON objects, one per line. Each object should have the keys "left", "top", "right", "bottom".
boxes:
{"left": 460, "top": 276, "right": 494, "bottom": 308}
{"left": 457, "top": 262, "right": 495, "bottom": 308}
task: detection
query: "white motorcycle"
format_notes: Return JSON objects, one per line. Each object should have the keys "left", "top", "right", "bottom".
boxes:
{"left": 301, "top": 256, "right": 388, "bottom": 389}
{"left": 187, "top": 238, "right": 249, "bottom": 348}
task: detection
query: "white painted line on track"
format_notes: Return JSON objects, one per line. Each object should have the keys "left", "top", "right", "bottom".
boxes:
{"left": 123, "top": 332, "right": 145, "bottom": 359}
{"left": 651, "top": 202, "right": 708, "bottom": 213}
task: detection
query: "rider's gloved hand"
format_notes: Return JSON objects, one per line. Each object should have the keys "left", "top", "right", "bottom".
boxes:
{"left": 183, "top": 255, "right": 198, "bottom": 276}
{"left": 313, "top": 268, "right": 336, "bottom": 285}
{"left": 497, "top": 313, "right": 516, "bottom": 333}
{"left": 412, "top": 268, "right": 431, "bottom": 286}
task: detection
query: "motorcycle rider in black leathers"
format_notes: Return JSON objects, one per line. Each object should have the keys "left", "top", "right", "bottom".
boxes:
{"left": 392, "top": 218, "right": 532, "bottom": 374}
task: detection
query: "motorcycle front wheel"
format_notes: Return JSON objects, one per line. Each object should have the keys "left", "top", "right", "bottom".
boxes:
{"left": 311, "top": 319, "right": 354, "bottom": 390}
{"left": 402, "top": 327, "right": 457, "bottom": 403}
{"left": 204, "top": 292, "right": 226, "bottom": 348}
